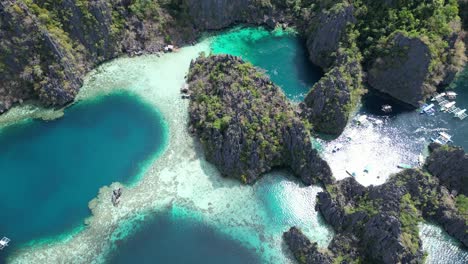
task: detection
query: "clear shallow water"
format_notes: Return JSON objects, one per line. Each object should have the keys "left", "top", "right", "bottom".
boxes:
{"left": 0, "top": 92, "right": 167, "bottom": 258}
{"left": 212, "top": 27, "right": 322, "bottom": 101}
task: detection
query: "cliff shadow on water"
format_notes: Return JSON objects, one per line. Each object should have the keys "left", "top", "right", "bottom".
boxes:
{"left": 0, "top": 91, "right": 168, "bottom": 261}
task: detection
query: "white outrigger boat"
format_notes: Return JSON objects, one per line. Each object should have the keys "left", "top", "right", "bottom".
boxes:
{"left": 454, "top": 109, "right": 467, "bottom": 120}
{"left": 431, "top": 92, "right": 446, "bottom": 102}
{"left": 0, "top": 237, "right": 10, "bottom": 250}
{"left": 441, "top": 101, "right": 456, "bottom": 112}
{"left": 431, "top": 132, "right": 453, "bottom": 145}
{"left": 446, "top": 91, "right": 457, "bottom": 100}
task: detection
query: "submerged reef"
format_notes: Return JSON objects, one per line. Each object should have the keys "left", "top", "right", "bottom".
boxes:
{"left": 187, "top": 54, "right": 332, "bottom": 185}
{"left": 284, "top": 145, "right": 468, "bottom": 264}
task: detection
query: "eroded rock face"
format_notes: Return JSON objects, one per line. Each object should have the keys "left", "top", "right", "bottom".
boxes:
{"left": 426, "top": 143, "right": 468, "bottom": 196}
{"left": 0, "top": 0, "right": 196, "bottom": 113}
{"left": 283, "top": 227, "right": 333, "bottom": 264}
{"left": 184, "top": 0, "right": 272, "bottom": 30}
{"left": 368, "top": 33, "right": 432, "bottom": 107}
{"left": 315, "top": 169, "right": 467, "bottom": 263}
{"left": 302, "top": 53, "right": 363, "bottom": 135}
{"left": 187, "top": 55, "right": 333, "bottom": 185}
{"left": 306, "top": 2, "right": 356, "bottom": 70}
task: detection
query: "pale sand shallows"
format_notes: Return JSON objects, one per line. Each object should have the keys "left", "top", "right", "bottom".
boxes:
{"left": 8, "top": 38, "right": 333, "bottom": 264}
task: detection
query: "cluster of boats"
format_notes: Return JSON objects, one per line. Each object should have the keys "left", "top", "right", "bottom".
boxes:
{"left": 421, "top": 92, "right": 467, "bottom": 120}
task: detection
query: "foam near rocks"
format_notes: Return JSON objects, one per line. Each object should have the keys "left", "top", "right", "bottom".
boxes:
{"left": 8, "top": 37, "right": 332, "bottom": 264}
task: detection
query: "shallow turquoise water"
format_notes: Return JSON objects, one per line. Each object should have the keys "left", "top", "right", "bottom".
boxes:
{"left": 0, "top": 92, "right": 167, "bottom": 252}
{"left": 211, "top": 27, "right": 322, "bottom": 101}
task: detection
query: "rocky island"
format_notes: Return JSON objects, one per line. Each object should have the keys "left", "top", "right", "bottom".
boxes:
{"left": 187, "top": 54, "right": 332, "bottom": 185}
{"left": 284, "top": 144, "right": 468, "bottom": 264}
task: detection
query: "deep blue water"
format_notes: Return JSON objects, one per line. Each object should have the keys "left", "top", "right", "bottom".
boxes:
{"left": 0, "top": 92, "right": 167, "bottom": 256}
{"left": 108, "top": 209, "right": 261, "bottom": 264}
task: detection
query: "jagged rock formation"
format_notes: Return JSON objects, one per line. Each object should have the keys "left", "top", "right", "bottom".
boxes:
{"left": 187, "top": 54, "right": 333, "bottom": 185}
{"left": 368, "top": 33, "right": 433, "bottom": 107}
{"left": 285, "top": 165, "right": 467, "bottom": 264}
{"left": 0, "top": 0, "right": 197, "bottom": 113}
{"left": 301, "top": 52, "right": 364, "bottom": 135}
{"left": 305, "top": 1, "right": 355, "bottom": 70}
{"left": 184, "top": 0, "right": 275, "bottom": 30}
{"left": 426, "top": 143, "right": 468, "bottom": 196}
{"left": 283, "top": 227, "right": 333, "bottom": 264}
{"left": 299, "top": 1, "right": 364, "bottom": 135}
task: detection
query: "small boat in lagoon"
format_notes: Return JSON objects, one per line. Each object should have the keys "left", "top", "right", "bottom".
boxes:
{"left": 446, "top": 91, "right": 457, "bottom": 100}
{"left": 454, "top": 109, "right": 467, "bottom": 120}
{"left": 346, "top": 170, "right": 357, "bottom": 177}
{"left": 418, "top": 154, "right": 425, "bottom": 167}
{"left": 332, "top": 143, "right": 343, "bottom": 153}
{"left": 420, "top": 104, "right": 435, "bottom": 115}
{"left": 431, "top": 132, "right": 453, "bottom": 145}
{"left": 356, "top": 115, "right": 368, "bottom": 125}
{"left": 441, "top": 101, "right": 455, "bottom": 112}
{"left": 431, "top": 92, "right": 446, "bottom": 101}
{"left": 364, "top": 165, "right": 371, "bottom": 173}
{"left": 397, "top": 163, "right": 413, "bottom": 169}
{"left": 0, "top": 237, "right": 10, "bottom": 250}
{"left": 381, "top": 104, "right": 392, "bottom": 113}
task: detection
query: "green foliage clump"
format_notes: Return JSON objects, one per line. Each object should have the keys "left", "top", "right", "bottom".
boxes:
{"left": 352, "top": 0, "right": 460, "bottom": 68}
{"left": 399, "top": 193, "right": 422, "bottom": 254}
{"left": 455, "top": 194, "right": 468, "bottom": 224}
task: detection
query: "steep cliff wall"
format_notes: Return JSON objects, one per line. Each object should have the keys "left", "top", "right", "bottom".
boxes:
{"left": 0, "top": 0, "right": 198, "bottom": 113}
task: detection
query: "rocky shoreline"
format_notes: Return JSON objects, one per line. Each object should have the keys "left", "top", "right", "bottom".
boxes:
{"left": 284, "top": 143, "right": 468, "bottom": 264}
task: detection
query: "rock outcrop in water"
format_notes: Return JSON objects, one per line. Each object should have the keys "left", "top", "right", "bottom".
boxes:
{"left": 285, "top": 166, "right": 468, "bottom": 264}
{"left": 187, "top": 54, "right": 333, "bottom": 185}
{"left": 299, "top": 1, "right": 365, "bottom": 136}
{"left": 426, "top": 143, "right": 468, "bottom": 196}
{"left": 283, "top": 227, "right": 333, "bottom": 264}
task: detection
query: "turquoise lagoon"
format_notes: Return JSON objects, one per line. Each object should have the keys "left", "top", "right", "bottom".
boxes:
{"left": 212, "top": 27, "right": 322, "bottom": 101}
{"left": 0, "top": 92, "right": 168, "bottom": 261}
{"left": 3, "top": 27, "right": 467, "bottom": 263}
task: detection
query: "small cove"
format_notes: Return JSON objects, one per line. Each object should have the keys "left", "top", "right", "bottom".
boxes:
{"left": 0, "top": 92, "right": 167, "bottom": 260}
{"left": 211, "top": 27, "right": 322, "bottom": 101}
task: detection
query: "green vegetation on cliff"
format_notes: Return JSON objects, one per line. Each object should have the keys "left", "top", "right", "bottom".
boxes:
{"left": 188, "top": 54, "right": 332, "bottom": 185}
{"left": 353, "top": 0, "right": 461, "bottom": 67}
